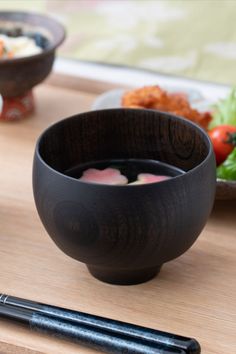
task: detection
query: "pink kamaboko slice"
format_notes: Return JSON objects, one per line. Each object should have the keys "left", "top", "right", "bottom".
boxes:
{"left": 129, "top": 173, "right": 170, "bottom": 185}
{"left": 79, "top": 168, "right": 128, "bottom": 185}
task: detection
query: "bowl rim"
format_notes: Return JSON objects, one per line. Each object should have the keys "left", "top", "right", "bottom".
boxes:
{"left": 35, "top": 108, "right": 215, "bottom": 188}
{"left": 0, "top": 10, "right": 66, "bottom": 64}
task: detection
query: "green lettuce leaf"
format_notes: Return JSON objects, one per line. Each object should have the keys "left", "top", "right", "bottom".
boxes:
{"left": 217, "top": 148, "right": 236, "bottom": 181}
{"left": 210, "top": 88, "right": 236, "bottom": 128}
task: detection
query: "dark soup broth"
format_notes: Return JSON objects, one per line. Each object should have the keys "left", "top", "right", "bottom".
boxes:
{"left": 65, "top": 159, "right": 184, "bottom": 185}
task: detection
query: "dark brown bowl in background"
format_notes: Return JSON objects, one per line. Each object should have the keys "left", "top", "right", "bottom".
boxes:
{"left": 0, "top": 11, "right": 65, "bottom": 98}
{"left": 216, "top": 179, "right": 236, "bottom": 200}
{"left": 33, "top": 109, "right": 216, "bottom": 285}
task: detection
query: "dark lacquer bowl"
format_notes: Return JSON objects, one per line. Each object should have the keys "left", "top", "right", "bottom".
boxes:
{"left": 0, "top": 11, "right": 65, "bottom": 97}
{"left": 33, "top": 109, "right": 216, "bottom": 285}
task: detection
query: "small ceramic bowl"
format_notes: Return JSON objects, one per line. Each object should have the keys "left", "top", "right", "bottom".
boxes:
{"left": 0, "top": 11, "right": 65, "bottom": 121}
{"left": 33, "top": 109, "right": 216, "bottom": 285}
{"left": 0, "top": 11, "right": 65, "bottom": 98}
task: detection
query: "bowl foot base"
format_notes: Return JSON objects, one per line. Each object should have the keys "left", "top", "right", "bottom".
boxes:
{"left": 87, "top": 264, "right": 162, "bottom": 285}
{"left": 0, "top": 91, "right": 34, "bottom": 121}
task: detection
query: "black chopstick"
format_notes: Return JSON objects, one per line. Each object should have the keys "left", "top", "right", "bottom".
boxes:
{"left": 0, "top": 303, "right": 186, "bottom": 354}
{"left": 0, "top": 294, "right": 200, "bottom": 353}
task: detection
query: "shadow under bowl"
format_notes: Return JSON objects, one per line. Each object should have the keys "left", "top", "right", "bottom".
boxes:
{"left": 33, "top": 109, "right": 216, "bottom": 285}
{"left": 0, "top": 11, "right": 65, "bottom": 98}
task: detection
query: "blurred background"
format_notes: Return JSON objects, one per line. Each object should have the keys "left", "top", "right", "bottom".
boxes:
{"left": 1, "top": 0, "right": 236, "bottom": 85}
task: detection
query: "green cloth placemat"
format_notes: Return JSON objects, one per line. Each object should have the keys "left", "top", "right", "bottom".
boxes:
{"left": 1, "top": 0, "right": 236, "bottom": 85}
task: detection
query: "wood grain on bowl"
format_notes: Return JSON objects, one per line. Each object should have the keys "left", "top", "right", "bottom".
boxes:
{"left": 33, "top": 108, "right": 216, "bottom": 285}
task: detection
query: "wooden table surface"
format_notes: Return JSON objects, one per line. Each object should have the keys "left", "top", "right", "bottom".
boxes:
{"left": 0, "top": 75, "right": 235, "bottom": 354}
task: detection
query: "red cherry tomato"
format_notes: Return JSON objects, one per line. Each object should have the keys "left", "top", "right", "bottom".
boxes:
{"left": 208, "top": 125, "right": 236, "bottom": 165}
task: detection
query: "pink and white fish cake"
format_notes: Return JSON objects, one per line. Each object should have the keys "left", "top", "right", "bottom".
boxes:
{"left": 79, "top": 168, "right": 128, "bottom": 185}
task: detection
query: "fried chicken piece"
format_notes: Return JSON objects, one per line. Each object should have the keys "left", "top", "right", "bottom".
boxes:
{"left": 122, "top": 86, "right": 212, "bottom": 129}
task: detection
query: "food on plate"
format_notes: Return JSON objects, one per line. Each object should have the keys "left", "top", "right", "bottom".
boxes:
{"left": 208, "top": 125, "right": 236, "bottom": 165}
{"left": 0, "top": 31, "right": 45, "bottom": 59}
{"left": 217, "top": 148, "right": 236, "bottom": 181}
{"left": 122, "top": 85, "right": 212, "bottom": 129}
{"left": 208, "top": 88, "right": 236, "bottom": 181}
{"left": 210, "top": 88, "right": 236, "bottom": 128}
